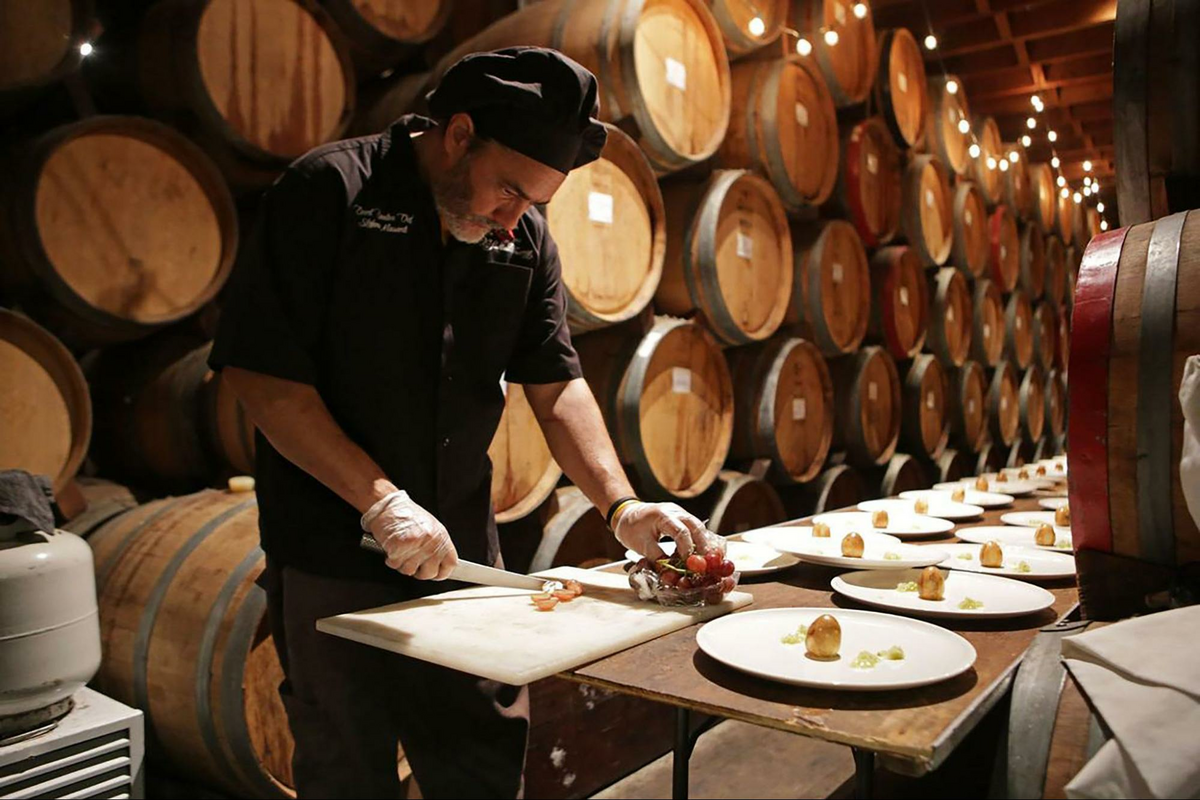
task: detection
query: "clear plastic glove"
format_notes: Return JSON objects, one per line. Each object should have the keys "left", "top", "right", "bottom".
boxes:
{"left": 613, "top": 502, "right": 708, "bottom": 561}
{"left": 360, "top": 490, "right": 458, "bottom": 580}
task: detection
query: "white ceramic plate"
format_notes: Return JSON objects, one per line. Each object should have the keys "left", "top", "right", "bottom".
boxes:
{"left": 625, "top": 540, "right": 800, "bottom": 577}
{"left": 1038, "top": 497, "right": 1070, "bottom": 511}
{"left": 832, "top": 569, "right": 1057, "bottom": 619}
{"left": 859, "top": 497, "right": 985, "bottom": 521}
{"left": 741, "top": 525, "right": 901, "bottom": 549}
{"left": 936, "top": 543, "right": 1075, "bottom": 580}
{"left": 900, "top": 489, "right": 1014, "bottom": 509}
{"left": 1036, "top": 459, "right": 1068, "bottom": 478}
{"left": 956, "top": 524, "right": 1073, "bottom": 553}
{"left": 746, "top": 533, "right": 947, "bottom": 570}
{"left": 695, "top": 607, "right": 977, "bottom": 690}
{"left": 933, "top": 479, "right": 1043, "bottom": 497}
{"left": 1002, "top": 510, "right": 1069, "bottom": 530}
{"left": 812, "top": 511, "right": 956, "bottom": 539}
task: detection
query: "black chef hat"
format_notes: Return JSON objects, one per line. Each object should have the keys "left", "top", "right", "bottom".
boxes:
{"left": 427, "top": 47, "right": 608, "bottom": 174}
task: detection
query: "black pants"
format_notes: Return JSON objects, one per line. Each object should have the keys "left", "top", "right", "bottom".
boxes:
{"left": 258, "top": 559, "right": 529, "bottom": 799}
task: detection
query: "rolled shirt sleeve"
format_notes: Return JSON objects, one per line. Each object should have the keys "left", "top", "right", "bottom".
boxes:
{"left": 503, "top": 222, "right": 583, "bottom": 385}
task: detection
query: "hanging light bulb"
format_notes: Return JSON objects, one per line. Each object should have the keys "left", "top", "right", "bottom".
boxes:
{"left": 946, "top": 79, "right": 959, "bottom": 95}
{"left": 79, "top": 42, "right": 94, "bottom": 57}
{"left": 986, "top": 156, "right": 997, "bottom": 170}
{"left": 1048, "top": 130, "right": 1058, "bottom": 142}
{"left": 748, "top": 16, "right": 765, "bottom": 36}
{"left": 1083, "top": 186, "right": 1092, "bottom": 197}
{"left": 925, "top": 34, "right": 938, "bottom": 50}
{"left": 1083, "top": 176, "right": 1092, "bottom": 186}
{"left": 796, "top": 37, "right": 813, "bottom": 56}
{"left": 824, "top": 29, "right": 840, "bottom": 46}
{"left": 1092, "top": 181, "right": 1100, "bottom": 192}
{"left": 1073, "top": 191, "right": 1082, "bottom": 204}
{"left": 1021, "top": 134, "right": 1032, "bottom": 147}
{"left": 1051, "top": 156, "right": 1060, "bottom": 169}
{"left": 1100, "top": 219, "right": 1108, "bottom": 231}
{"left": 1060, "top": 187, "right": 1070, "bottom": 199}
{"left": 969, "top": 143, "right": 981, "bottom": 158}
{"left": 957, "top": 119, "right": 970, "bottom": 134}
{"left": 1026, "top": 117, "right": 1037, "bottom": 129}
{"left": 1056, "top": 175, "right": 1066, "bottom": 187}
{"left": 999, "top": 158, "right": 1009, "bottom": 172}
{"left": 1031, "top": 95, "right": 1042, "bottom": 108}
{"left": 1083, "top": 159, "right": 1093, "bottom": 172}
{"left": 1009, "top": 151, "right": 1019, "bottom": 163}
{"left": 853, "top": 3, "right": 868, "bottom": 19}
{"left": 1097, "top": 202, "right": 1105, "bottom": 213}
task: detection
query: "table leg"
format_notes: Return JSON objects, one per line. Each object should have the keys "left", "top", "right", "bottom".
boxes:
{"left": 852, "top": 748, "right": 875, "bottom": 799}
{"left": 673, "top": 707, "right": 691, "bottom": 800}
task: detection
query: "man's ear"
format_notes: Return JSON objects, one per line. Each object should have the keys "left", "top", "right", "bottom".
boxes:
{"left": 444, "top": 112, "right": 476, "bottom": 158}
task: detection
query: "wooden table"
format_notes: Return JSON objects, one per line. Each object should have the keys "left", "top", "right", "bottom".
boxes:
{"left": 559, "top": 493, "right": 1079, "bottom": 799}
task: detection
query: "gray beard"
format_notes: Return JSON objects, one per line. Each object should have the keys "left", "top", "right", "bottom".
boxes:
{"left": 430, "top": 156, "right": 499, "bottom": 244}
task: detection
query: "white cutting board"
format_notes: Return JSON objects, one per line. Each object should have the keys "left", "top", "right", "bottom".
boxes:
{"left": 316, "top": 566, "right": 753, "bottom": 685}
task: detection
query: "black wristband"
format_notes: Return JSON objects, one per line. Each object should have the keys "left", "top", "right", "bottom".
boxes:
{"left": 605, "top": 496, "right": 640, "bottom": 527}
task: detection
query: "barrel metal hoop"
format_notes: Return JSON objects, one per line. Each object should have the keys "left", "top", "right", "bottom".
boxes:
{"left": 757, "top": 62, "right": 803, "bottom": 210}
{"left": 618, "top": 322, "right": 671, "bottom": 496}
{"left": 690, "top": 170, "right": 745, "bottom": 344}
{"left": 94, "top": 496, "right": 188, "bottom": 591}
{"left": 1136, "top": 210, "right": 1186, "bottom": 565}
{"left": 758, "top": 339, "right": 790, "bottom": 470}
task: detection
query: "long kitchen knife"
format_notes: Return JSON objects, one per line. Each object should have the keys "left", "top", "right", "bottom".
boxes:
{"left": 359, "top": 533, "right": 549, "bottom": 591}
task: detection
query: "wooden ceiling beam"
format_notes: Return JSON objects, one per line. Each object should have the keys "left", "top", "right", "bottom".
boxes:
{"left": 1006, "top": 0, "right": 1116, "bottom": 39}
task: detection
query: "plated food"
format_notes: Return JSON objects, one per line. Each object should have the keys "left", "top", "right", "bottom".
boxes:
{"left": 859, "top": 497, "right": 985, "bottom": 521}
{"left": 831, "top": 568, "right": 1057, "bottom": 619}
{"left": 1038, "top": 496, "right": 1070, "bottom": 511}
{"left": 957, "top": 524, "right": 1073, "bottom": 553}
{"left": 1001, "top": 510, "right": 1069, "bottom": 530}
{"left": 936, "top": 543, "right": 1075, "bottom": 580}
{"left": 900, "top": 489, "right": 1014, "bottom": 509}
{"left": 813, "top": 511, "right": 956, "bottom": 539}
{"left": 934, "top": 477, "right": 1045, "bottom": 497}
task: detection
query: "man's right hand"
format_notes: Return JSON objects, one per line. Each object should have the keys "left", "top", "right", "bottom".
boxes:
{"left": 360, "top": 491, "right": 458, "bottom": 580}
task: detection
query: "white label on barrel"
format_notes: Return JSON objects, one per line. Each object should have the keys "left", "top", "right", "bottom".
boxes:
{"left": 587, "top": 191, "right": 613, "bottom": 224}
{"left": 832, "top": 262, "right": 844, "bottom": 283}
{"left": 926, "top": 189, "right": 935, "bottom": 208}
{"left": 969, "top": 399, "right": 977, "bottom": 414}
{"left": 795, "top": 102, "right": 809, "bottom": 127}
{"left": 793, "top": 398, "right": 807, "bottom": 421}
{"left": 984, "top": 323, "right": 991, "bottom": 340}
{"left": 666, "top": 57, "right": 687, "bottom": 90}
{"left": 867, "top": 153, "right": 879, "bottom": 174}
{"left": 1001, "top": 396, "right": 1009, "bottom": 412}
{"left": 1016, "top": 316, "right": 1023, "bottom": 330}
{"left": 900, "top": 286, "right": 910, "bottom": 306}
{"left": 947, "top": 306, "right": 955, "bottom": 323}
{"left": 835, "top": 2, "right": 846, "bottom": 24}
{"left": 737, "top": 232, "right": 754, "bottom": 259}
{"left": 1000, "top": 245, "right": 1008, "bottom": 261}
{"left": 869, "top": 382, "right": 878, "bottom": 401}
{"left": 965, "top": 209, "right": 973, "bottom": 226}
{"left": 898, "top": 72, "right": 908, "bottom": 93}
{"left": 927, "top": 392, "right": 935, "bottom": 409}
{"left": 672, "top": 367, "right": 691, "bottom": 393}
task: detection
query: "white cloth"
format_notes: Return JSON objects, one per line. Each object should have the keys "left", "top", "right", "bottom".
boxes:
{"left": 1180, "top": 355, "right": 1200, "bottom": 532}
{"left": 1062, "top": 605, "right": 1200, "bottom": 799}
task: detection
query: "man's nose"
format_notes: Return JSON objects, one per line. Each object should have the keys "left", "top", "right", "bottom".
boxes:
{"left": 494, "top": 201, "right": 530, "bottom": 231}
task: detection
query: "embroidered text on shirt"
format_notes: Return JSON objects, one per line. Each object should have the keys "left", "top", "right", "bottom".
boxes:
{"left": 355, "top": 204, "right": 413, "bottom": 234}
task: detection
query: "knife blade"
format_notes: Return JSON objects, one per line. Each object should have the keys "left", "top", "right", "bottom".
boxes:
{"left": 359, "top": 533, "right": 549, "bottom": 591}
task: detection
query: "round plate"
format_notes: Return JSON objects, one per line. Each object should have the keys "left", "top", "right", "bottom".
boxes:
{"left": 933, "top": 478, "right": 1044, "bottom": 497}
{"left": 832, "top": 569, "right": 1057, "bottom": 619}
{"left": 746, "top": 531, "right": 948, "bottom": 570}
{"left": 1036, "top": 459, "right": 1068, "bottom": 478}
{"left": 956, "top": 524, "right": 1073, "bottom": 553}
{"left": 625, "top": 540, "right": 799, "bottom": 577}
{"left": 1001, "top": 510, "right": 1069, "bottom": 530}
{"left": 696, "top": 607, "right": 978, "bottom": 690}
{"left": 936, "top": 543, "right": 1075, "bottom": 580}
{"left": 900, "top": 488, "right": 1014, "bottom": 509}
{"left": 813, "top": 511, "right": 956, "bottom": 539}
{"left": 859, "top": 497, "right": 985, "bottom": 521}
{"left": 1038, "top": 497, "right": 1070, "bottom": 511}
{"left": 741, "top": 525, "right": 902, "bottom": 549}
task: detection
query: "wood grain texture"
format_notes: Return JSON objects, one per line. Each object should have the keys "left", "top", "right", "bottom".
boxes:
{"left": 926, "top": 74, "right": 971, "bottom": 176}
{"left": 1019, "top": 222, "right": 1047, "bottom": 301}
{"left": 988, "top": 360, "right": 1021, "bottom": 446}
{"left": 988, "top": 205, "right": 1020, "bottom": 293}
{"left": 709, "top": 0, "right": 785, "bottom": 56}
{"left": 787, "top": 0, "right": 878, "bottom": 107}
{"left": 829, "top": 345, "right": 901, "bottom": 468}
{"left": 1032, "top": 302, "right": 1058, "bottom": 371}
{"left": 928, "top": 267, "right": 972, "bottom": 367}
{"left": 875, "top": 27, "right": 927, "bottom": 149}
{"left": 1003, "top": 145, "right": 1033, "bottom": 220}
{"left": 950, "top": 360, "right": 988, "bottom": 453}
{"left": 529, "top": 486, "right": 627, "bottom": 572}
{"left": 683, "top": 470, "right": 787, "bottom": 535}
{"left": 489, "top": 382, "right": 561, "bottom": 524}
{"left": 1019, "top": 363, "right": 1046, "bottom": 442}
{"left": 902, "top": 154, "right": 953, "bottom": 266}
{"left": 866, "top": 245, "right": 928, "bottom": 360}
{"left": 900, "top": 353, "right": 949, "bottom": 460}
{"left": 1029, "top": 163, "right": 1057, "bottom": 234}
{"left": 787, "top": 218, "right": 870, "bottom": 356}
{"left": 1004, "top": 290, "right": 1035, "bottom": 369}
{"left": 871, "top": 452, "right": 931, "bottom": 498}
{"left": 0, "top": 0, "right": 87, "bottom": 92}
{"left": 970, "top": 279, "right": 1005, "bottom": 367}
{"left": 830, "top": 116, "right": 902, "bottom": 247}
{"left": 969, "top": 116, "right": 1004, "bottom": 205}
{"left": 951, "top": 180, "right": 989, "bottom": 278}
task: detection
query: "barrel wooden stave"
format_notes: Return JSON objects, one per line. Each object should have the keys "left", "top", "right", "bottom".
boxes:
{"left": 1029, "top": 163, "right": 1057, "bottom": 234}
{"left": 682, "top": 470, "right": 786, "bottom": 535}
{"left": 1045, "top": 367, "right": 1066, "bottom": 439}
{"left": 1019, "top": 221, "right": 1047, "bottom": 300}
{"left": 866, "top": 245, "right": 928, "bottom": 360}
{"left": 529, "top": 487, "right": 626, "bottom": 572}
{"left": 787, "top": 219, "right": 871, "bottom": 356}
{"left": 969, "top": 279, "right": 1005, "bottom": 367}
{"left": 926, "top": 75, "right": 970, "bottom": 176}
{"left": 951, "top": 180, "right": 990, "bottom": 278}
{"left": 829, "top": 116, "right": 902, "bottom": 247}
{"left": 0, "top": 0, "right": 92, "bottom": 99}
{"left": 928, "top": 267, "right": 972, "bottom": 367}
{"left": 874, "top": 28, "right": 927, "bottom": 149}
{"left": 1044, "top": 234, "right": 1068, "bottom": 308}
{"left": 350, "top": 71, "right": 433, "bottom": 137}
{"left": 871, "top": 453, "right": 930, "bottom": 498}
{"left": 900, "top": 354, "right": 949, "bottom": 460}
{"left": 489, "top": 382, "right": 561, "bottom": 524}
{"left": 988, "top": 205, "right": 1020, "bottom": 292}
{"left": 322, "top": 0, "right": 453, "bottom": 77}
{"left": 829, "top": 346, "right": 901, "bottom": 468}
{"left": 988, "top": 360, "right": 1021, "bottom": 446}
{"left": 949, "top": 360, "right": 988, "bottom": 453}
{"left": 779, "top": 463, "right": 865, "bottom": 517}
{"left": 1032, "top": 302, "right": 1057, "bottom": 370}
{"left": 902, "top": 154, "right": 953, "bottom": 266}
{"left": 1004, "top": 290, "right": 1035, "bottom": 369}
{"left": 709, "top": 0, "right": 785, "bottom": 57}
{"left": 928, "top": 447, "right": 974, "bottom": 483}
{"left": 786, "top": 0, "right": 877, "bottom": 107}
{"left": 1019, "top": 363, "right": 1046, "bottom": 442}
{"left": 969, "top": 116, "right": 1004, "bottom": 205}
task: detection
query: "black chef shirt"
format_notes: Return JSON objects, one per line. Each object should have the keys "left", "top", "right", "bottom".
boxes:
{"left": 209, "top": 115, "right": 581, "bottom": 587}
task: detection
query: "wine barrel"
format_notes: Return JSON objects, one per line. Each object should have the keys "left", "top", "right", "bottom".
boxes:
{"left": 683, "top": 470, "right": 786, "bottom": 535}
{"left": 1070, "top": 200, "right": 1088, "bottom": 251}
{"left": 1004, "top": 290, "right": 1034, "bottom": 369}
{"left": 86, "top": 337, "right": 255, "bottom": 493}
{"left": 0, "top": 117, "right": 237, "bottom": 349}
{"left": 951, "top": 181, "right": 990, "bottom": 278}
{"left": 988, "top": 205, "right": 1020, "bottom": 292}
{"left": 874, "top": 28, "right": 927, "bottom": 149}
{"left": 349, "top": 71, "right": 432, "bottom": 136}
{"left": 871, "top": 453, "right": 930, "bottom": 498}
{"left": 970, "top": 279, "right": 1005, "bottom": 367}
{"left": 431, "top": 0, "right": 732, "bottom": 175}
{"left": 1045, "top": 368, "right": 1066, "bottom": 440}
{"left": 575, "top": 316, "right": 734, "bottom": 499}
{"left": 1002, "top": 438, "right": 1035, "bottom": 470}
{"left": 1030, "top": 163, "right": 1057, "bottom": 233}
{"left": 1056, "top": 312, "right": 1070, "bottom": 373}
{"left": 716, "top": 57, "right": 839, "bottom": 209}
{"left": 969, "top": 116, "right": 1004, "bottom": 205}
{"left": 529, "top": 487, "right": 626, "bottom": 571}
{"left": 1032, "top": 302, "right": 1057, "bottom": 370}
{"left": 900, "top": 354, "right": 949, "bottom": 460}
{"left": 726, "top": 337, "right": 833, "bottom": 484}
{"left": 62, "top": 479, "right": 139, "bottom": 540}
{"left": 1019, "top": 364, "right": 1046, "bottom": 442}
{"left": 1085, "top": 207, "right": 1103, "bottom": 242}
{"left": 928, "top": 448, "right": 974, "bottom": 483}
{"left": 0, "top": 0, "right": 92, "bottom": 101}
{"left": 0, "top": 308, "right": 91, "bottom": 494}
{"left": 709, "top": 0, "right": 785, "bottom": 57}
{"left": 549, "top": 124, "right": 665, "bottom": 334}
{"left": 659, "top": 170, "right": 792, "bottom": 345}
{"left": 786, "top": 0, "right": 877, "bottom": 107}
{"left": 786, "top": 219, "right": 870, "bottom": 356}
{"left": 1002, "top": 144, "right": 1033, "bottom": 219}
{"left": 828, "top": 346, "right": 901, "bottom": 468}
{"left": 950, "top": 360, "right": 988, "bottom": 453}
{"left": 988, "top": 360, "right": 1020, "bottom": 446}
{"left": 829, "top": 116, "right": 902, "bottom": 247}
{"left": 926, "top": 75, "right": 971, "bottom": 176}
{"left": 782, "top": 463, "right": 865, "bottom": 517}
{"left": 89, "top": 490, "right": 293, "bottom": 797}
{"left": 322, "top": 0, "right": 453, "bottom": 77}
{"left": 139, "top": 0, "right": 356, "bottom": 190}
{"left": 1019, "top": 222, "right": 1047, "bottom": 300}
{"left": 901, "top": 154, "right": 953, "bottom": 266}
{"left": 1044, "top": 235, "right": 1068, "bottom": 308}
{"left": 927, "top": 267, "right": 972, "bottom": 367}
{"left": 866, "top": 245, "right": 928, "bottom": 360}
{"left": 489, "top": 382, "right": 560, "bottom": 524}
{"left": 974, "top": 440, "right": 1007, "bottom": 476}
{"left": 1055, "top": 189, "right": 1075, "bottom": 245}
{"left": 1068, "top": 212, "right": 1200, "bottom": 620}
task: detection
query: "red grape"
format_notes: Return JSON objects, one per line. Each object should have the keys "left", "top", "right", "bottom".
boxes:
{"left": 677, "top": 576, "right": 693, "bottom": 590}
{"left": 705, "top": 551, "right": 723, "bottom": 573}
{"left": 719, "top": 576, "right": 735, "bottom": 594}
{"left": 718, "top": 559, "right": 735, "bottom": 577}
{"left": 686, "top": 554, "right": 708, "bottom": 574}
{"left": 660, "top": 569, "right": 680, "bottom": 587}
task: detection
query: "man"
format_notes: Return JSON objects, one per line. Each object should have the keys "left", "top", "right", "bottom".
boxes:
{"left": 210, "top": 47, "right": 709, "bottom": 799}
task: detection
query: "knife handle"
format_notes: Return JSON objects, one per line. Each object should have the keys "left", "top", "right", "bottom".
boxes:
{"left": 360, "top": 532, "right": 385, "bottom": 554}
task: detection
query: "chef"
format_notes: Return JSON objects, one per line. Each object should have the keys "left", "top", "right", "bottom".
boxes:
{"left": 209, "top": 47, "right": 708, "bottom": 799}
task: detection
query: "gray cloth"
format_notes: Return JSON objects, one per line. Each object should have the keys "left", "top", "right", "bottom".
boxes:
{"left": 258, "top": 558, "right": 529, "bottom": 798}
{"left": 0, "top": 469, "right": 56, "bottom": 534}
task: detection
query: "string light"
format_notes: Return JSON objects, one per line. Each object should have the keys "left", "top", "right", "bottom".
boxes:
{"left": 824, "top": 29, "right": 839, "bottom": 46}
{"left": 1100, "top": 220, "right": 1108, "bottom": 231}
{"left": 79, "top": 42, "right": 93, "bottom": 57}
{"left": 1083, "top": 160, "right": 1093, "bottom": 172}
{"left": 796, "top": 37, "right": 813, "bottom": 56}
{"left": 1083, "top": 186, "right": 1092, "bottom": 197}
{"left": 1047, "top": 130, "right": 1058, "bottom": 142}
{"left": 1008, "top": 151, "right": 1019, "bottom": 163}
{"left": 925, "top": 34, "right": 938, "bottom": 50}
{"left": 986, "top": 156, "right": 997, "bottom": 170}
{"left": 1051, "top": 156, "right": 1060, "bottom": 168}
{"left": 957, "top": 118, "right": 970, "bottom": 134}
{"left": 1057, "top": 175, "right": 1067, "bottom": 187}
{"left": 1061, "top": 187, "right": 1070, "bottom": 199}
{"left": 969, "top": 143, "right": 981, "bottom": 158}
{"left": 1031, "top": 95, "right": 1043, "bottom": 111}
{"left": 853, "top": 3, "right": 868, "bottom": 19}
{"left": 1026, "top": 116, "right": 1037, "bottom": 129}
{"left": 748, "top": 17, "right": 765, "bottom": 36}
{"left": 1097, "top": 202, "right": 1105, "bottom": 213}
{"left": 1021, "top": 134, "right": 1032, "bottom": 147}
{"left": 999, "top": 158, "right": 1009, "bottom": 172}
{"left": 946, "top": 79, "right": 959, "bottom": 95}
{"left": 1073, "top": 191, "right": 1083, "bottom": 204}
{"left": 1093, "top": 181, "right": 1100, "bottom": 192}
{"left": 1083, "top": 176, "right": 1092, "bottom": 186}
